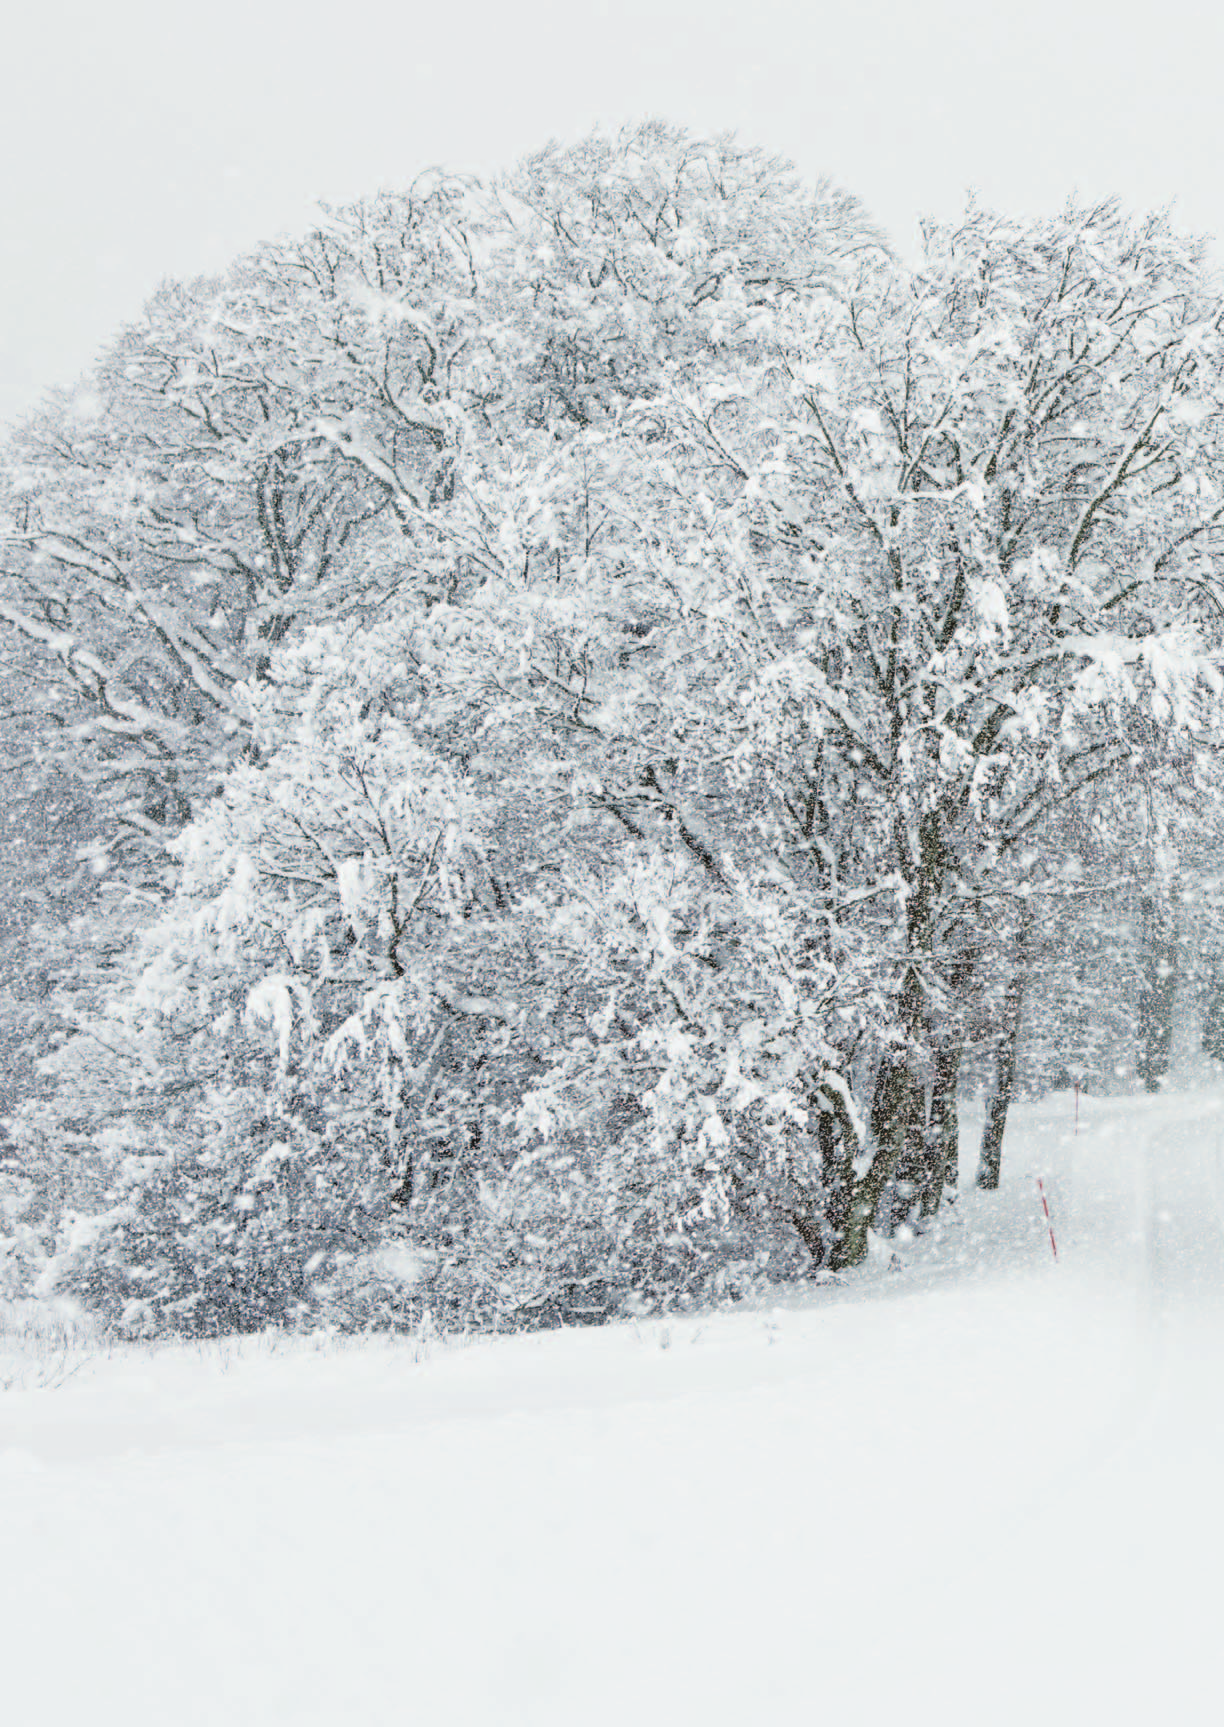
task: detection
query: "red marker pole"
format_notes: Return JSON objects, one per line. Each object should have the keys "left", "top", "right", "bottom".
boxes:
{"left": 1074, "top": 1080, "right": 1080, "bottom": 1135}
{"left": 1037, "top": 1177, "right": 1058, "bottom": 1260}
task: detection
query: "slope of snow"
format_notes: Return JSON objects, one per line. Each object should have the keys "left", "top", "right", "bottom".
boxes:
{"left": 3, "top": 1089, "right": 1224, "bottom": 1726}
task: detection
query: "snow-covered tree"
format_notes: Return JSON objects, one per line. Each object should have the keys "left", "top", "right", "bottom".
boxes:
{"left": 9, "top": 136, "right": 1224, "bottom": 1334}
{"left": 733, "top": 199, "right": 1224, "bottom": 1253}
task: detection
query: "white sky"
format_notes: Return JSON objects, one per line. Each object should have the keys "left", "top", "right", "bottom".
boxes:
{"left": 3, "top": 0, "right": 1221, "bottom": 424}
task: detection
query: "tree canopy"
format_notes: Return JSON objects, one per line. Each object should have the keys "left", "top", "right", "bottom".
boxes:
{"left": 5, "top": 126, "right": 1224, "bottom": 1335}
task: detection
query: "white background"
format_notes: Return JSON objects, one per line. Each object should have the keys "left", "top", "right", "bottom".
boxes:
{"left": 3, "top": 0, "right": 1221, "bottom": 422}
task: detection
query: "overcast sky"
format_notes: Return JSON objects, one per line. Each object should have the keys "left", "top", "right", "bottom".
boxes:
{"left": 3, "top": 0, "right": 1221, "bottom": 424}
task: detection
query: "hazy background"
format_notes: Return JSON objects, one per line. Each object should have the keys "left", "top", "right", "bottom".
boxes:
{"left": 3, "top": 0, "right": 1220, "bottom": 423}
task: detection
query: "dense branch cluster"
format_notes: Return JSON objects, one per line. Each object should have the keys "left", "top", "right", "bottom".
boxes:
{"left": 3, "top": 125, "right": 1224, "bottom": 1335}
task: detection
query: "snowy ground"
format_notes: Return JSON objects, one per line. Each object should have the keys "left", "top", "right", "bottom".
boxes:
{"left": 4, "top": 1089, "right": 1224, "bottom": 1726}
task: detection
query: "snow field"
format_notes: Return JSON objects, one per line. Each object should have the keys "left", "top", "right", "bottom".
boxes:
{"left": 3, "top": 1089, "right": 1224, "bottom": 1725}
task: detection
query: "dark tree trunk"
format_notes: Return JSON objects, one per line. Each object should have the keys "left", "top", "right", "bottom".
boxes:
{"left": 817, "top": 1095, "right": 856, "bottom": 1248}
{"left": 915, "top": 941, "right": 976, "bottom": 1218}
{"left": 878, "top": 1069, "right": 930, "bottom": 1236}
{"left": 920, "top": 1040, "right": 961, "bottom": 1216}
{"left": 976, "top": 909, "right": 1033, "bottom": 1191}
{"left": 1137, "top": 883, "right": 1179, "bottom": 1094}
{"left": 789, "top": 1207, "right": 827, "bottom": 1266}
{"left": 785, "top": 1076, "right": 862, "bottom": 1271}
{"left": 831, "top": 807, "right": 946, "bottom": 1266}
{"left": 1203, "top": 975, "right": 1224, "bottom": 1062}
{"left": 831, "top": 1054, "right": 923, "bottom": 1270}
{"left": 976, "top": 1043, "right": 1015, "bottom": 1192}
